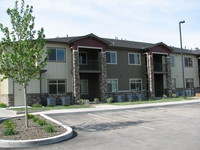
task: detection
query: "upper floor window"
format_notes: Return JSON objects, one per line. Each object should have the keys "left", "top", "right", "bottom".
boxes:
{"left": 184, "top": 57, "right": 193, "bottom": 67}
{"left": 48, "top": 48, "right": 65, "bottom": 62}
{"left": 170, "top": 56, "right": 175, "bottom": 67}
{"left": 48, "top": 79, "right": 66, "bottom": 95}
{"left": 128, "top": 53, "right": 141, "bottom": 65}
{"left": 107, "top": 79, "right": 118, "bottom": 92}
{"left": 106, "top": 51, "right": 117, "bottom": 64}
{"left": 129, "top": 78, "right": 142, "bottom": 91}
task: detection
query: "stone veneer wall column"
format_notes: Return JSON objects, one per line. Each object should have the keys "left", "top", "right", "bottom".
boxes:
{"left": 147, "top": 53, "right": 155, "bottom": 99}
{"left": 72, "top": 50, "right": 80, "bottom": 101}
{"left": 99, "top": 52, "right": 107, "bottom": 101}
{"left": 166, "top": 56, "right": 173, "bottom": 97}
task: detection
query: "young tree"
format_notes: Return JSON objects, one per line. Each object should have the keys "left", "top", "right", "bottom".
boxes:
{"left": 0, "top": 0, "right": 47, "bottom": 127}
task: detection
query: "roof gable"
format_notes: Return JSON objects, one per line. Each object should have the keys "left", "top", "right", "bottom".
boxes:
{"left": 143, "top": 42, "right": 173, "bottom": 54}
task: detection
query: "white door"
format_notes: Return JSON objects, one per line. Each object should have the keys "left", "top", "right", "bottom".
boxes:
{"left": 14, "top": 83, "right": 24, "bottom": 106}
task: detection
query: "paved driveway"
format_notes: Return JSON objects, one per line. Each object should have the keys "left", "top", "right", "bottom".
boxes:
{"left": 11, "top": 103, "right": 200, "bottom": 150}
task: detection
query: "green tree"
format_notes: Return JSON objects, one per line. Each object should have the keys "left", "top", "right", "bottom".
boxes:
{"left": 0, "top": 0, "right": 47, "bottom": 127}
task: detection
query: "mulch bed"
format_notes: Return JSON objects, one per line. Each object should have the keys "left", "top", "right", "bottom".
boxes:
{"left": 0, "top": 116, "right": 67, "bottom": 140}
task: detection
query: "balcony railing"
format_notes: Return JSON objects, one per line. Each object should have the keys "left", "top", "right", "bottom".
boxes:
{"left": 79, "top": 60, "right": 100, "bottom": 71}
{"left": 154, "top": 63, "right": 167, "bottom": 72}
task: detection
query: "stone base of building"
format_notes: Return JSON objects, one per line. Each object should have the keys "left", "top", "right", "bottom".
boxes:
{"left": 107, "top": 91, "right": 147, "bottom": 102}
{"left": 0, "top": 93, "right": 73, "bottom": 107}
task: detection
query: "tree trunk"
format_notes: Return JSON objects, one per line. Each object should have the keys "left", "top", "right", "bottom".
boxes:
{"left": 23, "top": 83, "right": 28, "bottom": 128}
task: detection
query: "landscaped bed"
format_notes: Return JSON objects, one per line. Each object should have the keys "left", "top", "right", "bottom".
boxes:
{"left": 0, "top": 115, "right": 67, "bottom": 140}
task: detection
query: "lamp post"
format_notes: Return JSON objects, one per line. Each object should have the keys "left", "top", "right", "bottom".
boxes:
{"left": 179, "top": 20, "right": 186, "bottom": 99}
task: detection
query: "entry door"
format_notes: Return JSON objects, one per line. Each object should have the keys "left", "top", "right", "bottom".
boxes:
{"left": 14, "top": 83, "right": 24, "bottom": 106}
{"left": 154, "top": 74, "right": 164, "bottom": 97}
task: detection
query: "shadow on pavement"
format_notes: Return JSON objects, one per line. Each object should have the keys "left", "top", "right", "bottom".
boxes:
{"left": 73, "top": 120, "right": 149, "bottom": 132}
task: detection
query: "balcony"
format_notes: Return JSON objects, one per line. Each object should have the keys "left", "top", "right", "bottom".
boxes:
{"left": 154, "top": 63, "right": 167, "bottom": 73}
{"left": 79, "top": 60, "right": 101, "bottom": 73}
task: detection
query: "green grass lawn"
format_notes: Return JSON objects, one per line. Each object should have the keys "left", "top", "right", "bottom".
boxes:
{"left": 110, "top": 97, "right": 197, "bottom": 105}
{"left": 8, "top": 96, "right": 198, "bottom": 113}
{"left": 9, "top": 105, "right": 91, "bottom": 113}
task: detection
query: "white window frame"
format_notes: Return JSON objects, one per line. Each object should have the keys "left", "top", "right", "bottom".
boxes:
{"left": 48, "top": 79, "right": 66, "bottom": 95}
{"left": 170, "top": 56, "right": 175, "bottom": 67}
{"left": 186, "top": 78, "right": 194, "bottom": 89}
{"left": 80, "top": 80, "right": 89, "bottom": 94}
{"left": 107, "top": 79, "right": 118, "bottom": 92}
{"left": 184, "top": 57, "right": 193, "bottom": 67}
{"left": 47, "top": 47, "right": 66, "bottom": 62}
{"left": 128, "top": 53, "right": 141, "bottom": 65}
{"left": 106, "top": 51, "right": 117, "bottom": 64}
{"left": 129, "top": 78, "right": 142, "bottom": 91}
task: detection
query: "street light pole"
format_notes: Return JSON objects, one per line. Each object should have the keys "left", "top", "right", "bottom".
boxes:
{"left": 179, "top": 20, "right": 186, "bottom": 99}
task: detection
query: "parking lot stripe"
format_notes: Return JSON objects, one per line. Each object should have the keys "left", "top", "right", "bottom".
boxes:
{"left": 140, "top": 126, "right": 155, "bottom": 130}
{"left": 87, "top": 113, "right": 116, "bottom": 122}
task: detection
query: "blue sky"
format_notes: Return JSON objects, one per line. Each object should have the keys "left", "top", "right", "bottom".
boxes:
{"left": 1, "top": 0, "right": 200, "bottom": 49}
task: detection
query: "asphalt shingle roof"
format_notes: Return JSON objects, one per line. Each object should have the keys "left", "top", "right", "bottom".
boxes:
{"left": 45, "top": 34, "right": 199, "bottom": 55}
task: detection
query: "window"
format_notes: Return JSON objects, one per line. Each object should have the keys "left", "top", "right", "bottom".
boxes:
{"left": 170, "top": 56, "right": 175, "bottom": 67}
{"left": 106, "top": 51, "right": 117, "bottom": 64}
{"left": 184, "top": 57, "right": 193, "bottom": 67}
{"left": 48, "top": 80, "right": 66, "bottom": 95}
{"left": 48, "top": 48, "right": 65, "bottom": 61}
{"left": 128, "top": 53, "right": 141, "bottom": 65}
{"left": 129, "top": 79, "right": 142, "bottom": 91}
{"left": 171, "top": 78, "right": 176, "bottom": 89}
{"left": 186, "top": 78, "right": 194, "bottom": 89}
{"left": 80, "top": 80, "right": 88, "bottom": 94}
{"left": 79, "top": 52, "right": 87, "bottom": 64}
{"left": 107, "top": 79, "right": 118, "bottom": 92}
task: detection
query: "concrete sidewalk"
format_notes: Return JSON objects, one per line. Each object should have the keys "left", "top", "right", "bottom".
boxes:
{"left": 35, "top": 99, "right": 200, "bottom": 115}
{"left": 1, "top": 99, "right": 200, "bottom": 118}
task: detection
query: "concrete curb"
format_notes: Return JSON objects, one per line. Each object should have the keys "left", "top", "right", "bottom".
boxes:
{"left": 39, "top": 99, "right": 200, "bottom": 116}
{"left": 0, "top": 114, "right": 73, "bottom": 148}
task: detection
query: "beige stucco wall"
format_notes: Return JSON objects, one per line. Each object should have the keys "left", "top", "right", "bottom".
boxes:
{"left": 171, "top": 53, "right": 199, "bottom": 88}
{"left": 41, "top": 43, "right": 73, "bottom": 94}
{"left": 0, "top": 76, "right": 9, "bottom": 95}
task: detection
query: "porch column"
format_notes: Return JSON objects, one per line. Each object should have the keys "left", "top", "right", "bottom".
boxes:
{"left": 72, "top": 50, "right": 80, "bottom": 101}
{"left": 99, "top": 52, "right": 107, "bottom": 101}
{"left": 166, "top": 56, "right": 173, "bottom": 97}
{"left": 147, "top": 53, "right": 155, "bottom": 99}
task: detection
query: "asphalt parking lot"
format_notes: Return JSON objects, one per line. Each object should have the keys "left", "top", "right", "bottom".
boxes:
{"left": 11, "top": 103, "right": 200, "bottom": 150}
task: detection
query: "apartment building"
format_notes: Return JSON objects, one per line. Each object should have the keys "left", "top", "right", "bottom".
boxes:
{"left": 0, "top": 33, "right": 199, "bottom": 106}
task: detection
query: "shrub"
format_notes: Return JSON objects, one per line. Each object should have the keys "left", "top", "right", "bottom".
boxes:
{"left": 163, "top": 94, "right": 168, "bottom": 99}
{"left": 3, "top": 128, "right": 17, "bottom": 136}
{"left": 32, "top": 103, "right": 42, "bottom": 107}
{"left": 63, "top": 104, "right": 69, "bottom": 106}
{"left": 3, "top": 119, "right": 15, "bottom": 128}
{"left": 106, "top": 97, "right": 113, "bottom": 103}
{"left": 44, "top": 125, "right": 55, "bottom": 133}
{"left": 37, "top": 119, "right": 47, "bottom": 126}
{"left": 172, "top": 94, "right": 177, "bottom": 98}
{"left": 129, "top": 99, "right": 134, "bottom": 102}
{"left": 32, "top": 116, "right": 40, "bottom": 122}
{"left": 0, "top": 103, "right": 7, "bottom": 108}
{"left": 77, "top": 99, "right": 84, "bottom": 105}
{"left": 2, "top": 119, "right": 17, "bottom": 136}
{"left": 48, "top": 104, "right": 54, "bottom": 107}
{"left": 94, "top": 98, "right": 100, "bottom": 104}
{"left": 28, "top": 113, "right": 35, "bottom": 119}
